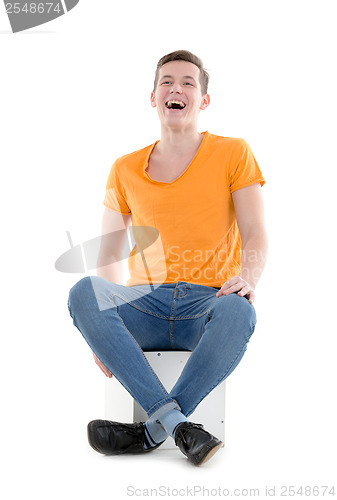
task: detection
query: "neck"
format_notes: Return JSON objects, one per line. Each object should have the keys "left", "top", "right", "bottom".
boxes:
{"left": 156, "top": 126, "right": 204, "bottom": 155}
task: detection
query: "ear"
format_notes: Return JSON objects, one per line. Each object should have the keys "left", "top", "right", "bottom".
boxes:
{"left": 200, "top": 94, "right": 210, "bottom": 110}
{"left": 150, "top": 91, "right": 157, "bottom": 108}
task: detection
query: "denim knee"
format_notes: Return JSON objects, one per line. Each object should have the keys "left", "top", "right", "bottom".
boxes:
{"left": 210, "top": 292, "right": 257, "bottom": 339}
{"left": 68, "top": 276, "right": 93, "bottom": 317}
{"left": 232, "top": 291, "right": 256, "bottom": 318}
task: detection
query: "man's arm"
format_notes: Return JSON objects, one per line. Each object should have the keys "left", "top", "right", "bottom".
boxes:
{"left": 216, "top": 183, "right": 268, "bottom": 303}
{"left": 96, "top": 207, "right": 132, "bottom": 284}
{"left": 93, "top": 207, "right": 132, "bottom": 377}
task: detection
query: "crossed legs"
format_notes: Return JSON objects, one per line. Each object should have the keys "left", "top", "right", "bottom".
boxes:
{"left": 68, "top": 276, "right": 256, "bottom": 464}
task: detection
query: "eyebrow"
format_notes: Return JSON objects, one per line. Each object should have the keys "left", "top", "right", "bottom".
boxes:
{"left": 159, "top": 75, "right": 197, "bottom": 82}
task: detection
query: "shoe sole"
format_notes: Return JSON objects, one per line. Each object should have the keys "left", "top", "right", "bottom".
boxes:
{"left": 197, "top": 441, "right": 223, "bottom": 465}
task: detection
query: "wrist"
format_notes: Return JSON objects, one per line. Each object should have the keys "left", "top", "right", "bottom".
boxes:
{"left": 239, "top": 272, "right": 256, "bottom": 290}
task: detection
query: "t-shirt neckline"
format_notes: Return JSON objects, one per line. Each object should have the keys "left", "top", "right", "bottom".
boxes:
{"left": 143, "top": 131, "right": 209, "bottom": 185}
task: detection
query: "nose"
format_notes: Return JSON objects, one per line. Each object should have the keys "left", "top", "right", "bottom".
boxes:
{"left": 170, "top": 82, "right": 183, "bottom": 93}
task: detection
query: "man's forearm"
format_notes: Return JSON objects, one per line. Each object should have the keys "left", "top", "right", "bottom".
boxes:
{"left": 96, "top": 252, "right": 125, "bottom": 285}
{"left": 240, "top": 232, "right": 268, "bottom": 290}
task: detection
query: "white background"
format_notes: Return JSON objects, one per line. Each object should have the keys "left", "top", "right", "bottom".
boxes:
{"left": 1, "top": 1, "right": 336, "bottom": 498}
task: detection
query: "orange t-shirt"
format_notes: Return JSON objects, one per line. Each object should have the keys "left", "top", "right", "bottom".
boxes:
{"left": 103, "top": 131, "right": 265, "bottom": 288}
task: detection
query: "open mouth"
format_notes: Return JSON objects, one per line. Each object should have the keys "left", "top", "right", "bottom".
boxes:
{"left": 165, "top": 100, "right": 186, "bottom": 110}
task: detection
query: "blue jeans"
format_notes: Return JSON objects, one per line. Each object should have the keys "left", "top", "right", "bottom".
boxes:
{"left": 68, "top": 277, "right": 256, "bottom": 421}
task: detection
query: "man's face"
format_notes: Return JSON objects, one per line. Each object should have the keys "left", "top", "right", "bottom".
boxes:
{"left": 150, "top": 60, "right": 210, "bottom": 129}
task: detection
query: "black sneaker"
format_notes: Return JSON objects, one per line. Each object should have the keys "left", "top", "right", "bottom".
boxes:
{"left": 174, "top": 422, "right": 223, "bottom": 465}
{"left": 87, "top": 419, "right": 164, "bottom": 455}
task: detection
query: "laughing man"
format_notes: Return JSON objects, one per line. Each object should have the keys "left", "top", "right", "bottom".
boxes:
{"left": 68, "top": 50, "right": 268, "bottom": 465}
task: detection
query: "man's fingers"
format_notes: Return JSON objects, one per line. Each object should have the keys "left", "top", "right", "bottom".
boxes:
{"left": 238, "top": 285, "right": 251, "bottom": 297}
{"left": 216, "top": 278, "right": 238, "bottom": 296}
{"left": 100, "top": 364, "right": 113, "bottom": 378}
{"left": 216, "top": 276, "right": 255, "bottom": 303}
{"left": 224, "top": 283, "right": 242, "bottom": 294}
{"left": 93, "top": 352, "right": 113, "bottom": 378}
{"left": 216, "top": 281, "right": 242, "bottom": 296}
{"left": 99, "top": 362, "right": 112, "bottom": 377}
{"left": 239, "top": 288, "right": 255, "bottom": 304}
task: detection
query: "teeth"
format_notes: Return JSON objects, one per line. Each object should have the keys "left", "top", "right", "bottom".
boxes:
{"left": 166, "top": 100, "right": 186, "bottom": 109}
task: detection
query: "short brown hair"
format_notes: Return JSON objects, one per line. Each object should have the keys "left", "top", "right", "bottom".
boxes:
{"left": 153, "top": 50, "right": 209, "bottom": 95}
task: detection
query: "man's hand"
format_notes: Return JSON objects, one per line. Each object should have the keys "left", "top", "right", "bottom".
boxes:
{"left": 93, "top": 352, "right": 113, "bottom": 378}
{"left": 215, "top": 276, "right": 255, "bottom": 304}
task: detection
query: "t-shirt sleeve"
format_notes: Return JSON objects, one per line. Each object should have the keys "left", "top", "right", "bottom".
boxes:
{"left": 228, "top": 139, "right": 265, "bottom": 193}
{"left": 103, "top": 160, "right": 131, "bottom": 214}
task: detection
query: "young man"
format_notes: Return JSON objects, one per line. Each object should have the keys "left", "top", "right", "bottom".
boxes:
{"left": 68, "top": 50, "right": 268, "bottom": 466}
